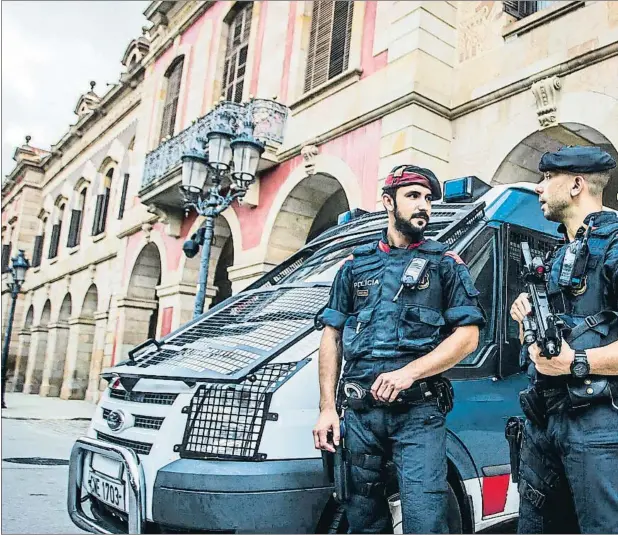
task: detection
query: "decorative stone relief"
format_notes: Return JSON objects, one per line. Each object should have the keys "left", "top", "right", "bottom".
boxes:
{"left": 88, "top": 264, "right": 96, "bottom": 282}
{"left": 141, "top": 223, "right": 153, "bottom": 242}
{"left": 301, "top": 144, "right": 319, "bottom": 176}
{"left": 531, "top": 76, "right": 562, "bottom": 129}
{"left": 146, "top": 205, "right": 181, "bottom": 238}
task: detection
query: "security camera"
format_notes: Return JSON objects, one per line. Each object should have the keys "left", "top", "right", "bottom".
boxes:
{"left": 183, "top": 234, "right": 200, "bottom": 258}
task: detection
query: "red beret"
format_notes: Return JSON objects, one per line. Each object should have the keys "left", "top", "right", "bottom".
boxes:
{"left": 383, "top": 165, "right": 442, "bottom": 200}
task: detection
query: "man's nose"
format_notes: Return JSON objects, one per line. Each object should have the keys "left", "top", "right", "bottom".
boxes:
{"left": 535, "top": 183, "right": 543, "bottom": 195}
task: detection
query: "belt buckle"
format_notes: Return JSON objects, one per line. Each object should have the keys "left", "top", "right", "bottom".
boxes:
{"left": 585, "top": 315, "right": 599, "bottom": 328}
{"left": 343, "top": 382, "right": 365, "bottom": 400}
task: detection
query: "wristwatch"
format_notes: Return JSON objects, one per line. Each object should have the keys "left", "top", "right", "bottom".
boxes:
{"left": 570, "top": 350, "right": 590, "bottom": 379}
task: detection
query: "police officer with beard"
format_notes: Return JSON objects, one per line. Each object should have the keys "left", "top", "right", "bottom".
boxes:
{"left": 313, "top": 165, "right": 485, "bottom": 533}
{"left": 510, "top": 146, "right": 618, "bottom": 533}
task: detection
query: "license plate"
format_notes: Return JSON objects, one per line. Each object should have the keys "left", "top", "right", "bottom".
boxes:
{"left": 87, "top": 470, "right": 126, "bottom": 512}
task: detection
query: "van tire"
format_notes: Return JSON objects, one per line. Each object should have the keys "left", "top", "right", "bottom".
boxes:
{"left": 317, "top": 482, "right": 463, "bottom": 534}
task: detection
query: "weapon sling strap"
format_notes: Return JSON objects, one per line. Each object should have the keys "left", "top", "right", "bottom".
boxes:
{"left": 565, "top": 310, "right": 618, "bottom": 342}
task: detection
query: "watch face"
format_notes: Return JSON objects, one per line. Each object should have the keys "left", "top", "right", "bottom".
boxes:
{"left": 573, "top": 362, "right": 589, "bottom": 378}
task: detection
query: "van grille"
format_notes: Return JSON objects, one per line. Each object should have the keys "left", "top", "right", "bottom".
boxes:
{"left": 108, "top": 389, "right": 178, "bottom": 405}
{"left": 96, "top": 432, "right": 153, "bottom": 455}
{"left": 102, "top": 408, "right": 165, "bottom": 430}
{"left": 179, "top": 361, "right": 303, "bottom": 460}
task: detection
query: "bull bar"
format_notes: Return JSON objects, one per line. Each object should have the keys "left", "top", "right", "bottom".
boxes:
{"left": 67, "top": 436, "right": 146, "bottom": 534}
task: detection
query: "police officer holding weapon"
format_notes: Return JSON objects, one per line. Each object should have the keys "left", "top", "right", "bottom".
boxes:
{"left": 510, "top": 146, "right": 618, "bottom": 533}
{"left": 313, "top": 165, "right": 485, "bottom": 533}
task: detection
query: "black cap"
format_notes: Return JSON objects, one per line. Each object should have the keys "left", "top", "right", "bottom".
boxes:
{"left": 539, "top": 146, "right": 616, "bottom": 174}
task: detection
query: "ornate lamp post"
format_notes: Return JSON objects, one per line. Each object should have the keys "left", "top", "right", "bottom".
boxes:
{"left": 2, "top": 249, "right": 30, "bottom": 408}
{"left": 181, "top": 101, "right": 265, "bottom": 318}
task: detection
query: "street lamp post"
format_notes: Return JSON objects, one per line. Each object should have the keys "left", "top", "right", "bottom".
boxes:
{"left": 1, "top": 249, "right": 30, "bottom": 408}
{"left": 181, "top": 102, "right": 265, "bottom": 318}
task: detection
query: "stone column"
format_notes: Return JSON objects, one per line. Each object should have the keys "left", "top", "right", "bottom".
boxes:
{"left": 228, "top": 262, "right": 276, "bottom": 294}
{"left": 8, "top": 329, "right": 31, "bottom": 392}
{"left": 22, "top": 325, "right": 49, "bottom": 395}
{"left": 60, "top": 316, "right": 96, "bottom": 400}
{"left": 39, "top": 322, "right": 70, "bottom": 397}
{"left": 85, "top": 312, "right": 109, "bottom": 403}
{"left": 114, "top": 297, "right": 158, "bottom": 362}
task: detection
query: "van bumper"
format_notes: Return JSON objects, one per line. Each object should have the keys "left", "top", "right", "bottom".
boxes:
{"left": 153, "top": 458, "right": 333, "bottom": 533}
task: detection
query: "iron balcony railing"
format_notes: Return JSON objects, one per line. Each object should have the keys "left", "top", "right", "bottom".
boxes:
{"left": 141, "top": 98, "right": 288, "bottom": 189}
{"left": 503, "top": 1, "right": 558, "bottom": 20}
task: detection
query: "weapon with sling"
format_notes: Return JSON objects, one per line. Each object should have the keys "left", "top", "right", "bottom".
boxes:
{"left": 520, "top": 242, "right": 566, "bottom": 359}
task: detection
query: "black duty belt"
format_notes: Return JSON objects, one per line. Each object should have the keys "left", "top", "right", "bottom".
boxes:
{"left": 342, "top": 380, "right": 436, "bottom": 410}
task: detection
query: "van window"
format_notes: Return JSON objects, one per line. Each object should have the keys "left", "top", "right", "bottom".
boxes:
{"left": 457, "top": 227, "right": 498, "bottom": 366}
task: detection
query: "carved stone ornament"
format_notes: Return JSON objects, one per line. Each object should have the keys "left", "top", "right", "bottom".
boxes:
{"left": 146, "top": 204, "right": 169, "bottom": 225}
{"left": 88, "top": 263, "right": 96, "bottom": 282}
{"left": 301, "top": 144, "right": 319, "bottom": 176}
{"left": 531, "top": 76, "right": 562, "bottom": 129}
{"left": 141, "top": 222, "right": 153, "bottom": 242}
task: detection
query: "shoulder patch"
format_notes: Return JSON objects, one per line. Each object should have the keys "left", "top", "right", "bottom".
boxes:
{"left": 444, "top": 251, "right": 466, "bottom": 265}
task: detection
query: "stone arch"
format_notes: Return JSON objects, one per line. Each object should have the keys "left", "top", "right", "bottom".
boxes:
{"left": 178, "top": 215, "right": 235, "bottom": 323}
{"left": 261, "top": 168, "right": 353, "bottom": 265}
{"left": 40, "top": 294, "right": 71, "bottom": 397}
{"left": 491, "top": 122, "right": 618, "bottom": 210}
{"left": 23, "top": 299, "right": 51, "bottom": 394}
{"left": 259, "top": 154, "right": 361, "bottom": 261}
{"left": 117, "top": 243, "right": 163, "bottom": 360}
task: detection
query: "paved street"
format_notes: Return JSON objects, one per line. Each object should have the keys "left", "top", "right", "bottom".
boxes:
{"left": 2, "top": 394, "right": 95, "bottom": 534}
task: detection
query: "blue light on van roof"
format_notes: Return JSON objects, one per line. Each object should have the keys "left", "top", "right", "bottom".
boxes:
{"left": 443, "top": 176, "right": 491, "bottom": 203}
{"left": 338, "top": 208, "right": 368, "bottom": 225}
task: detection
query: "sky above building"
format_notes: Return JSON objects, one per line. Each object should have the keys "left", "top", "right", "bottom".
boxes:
{"left": 2, "top": 1, "right": 151, "bottom": 177}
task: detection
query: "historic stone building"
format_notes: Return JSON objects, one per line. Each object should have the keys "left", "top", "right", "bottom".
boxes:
{"left": 3, "top": 0, "right": 617, "bottom": 402}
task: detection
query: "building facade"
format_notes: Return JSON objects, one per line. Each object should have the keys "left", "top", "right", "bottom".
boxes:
{"left": 3, "top": 0, "right": 618, "bottom": 402}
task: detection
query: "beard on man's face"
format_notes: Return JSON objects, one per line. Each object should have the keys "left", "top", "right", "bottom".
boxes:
{"left": 394, "top": 205, "right": 428, "bottom": 243}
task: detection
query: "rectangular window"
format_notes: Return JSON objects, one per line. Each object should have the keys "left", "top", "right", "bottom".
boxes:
{"left": 118, "top": 174, "right": 130, "bottom": 220}
{"left": 32, "top": 235, "right": 44, "bottom": 268}
{"left": 48, "top": 224, "right": 61, "bottom": 259}
{"left": 222, "top": 3, "right": 252, "bottom": 104}
{"left": 503, "top": 1, "right": 558, "bottom": 20}
{"left": 92, "top": 195, "right": 104, "bottom": 236}
{"left": 67, "top": 209, "right": 82, "bottom": 248}
{"left": 1, "top": 243, "right": 11, "bottom": 273}
{"left": 304, "top": 1, "right": 354, "bottom": 93}
{"left": 159, "top": 58, "right": 184, "bottom": 142}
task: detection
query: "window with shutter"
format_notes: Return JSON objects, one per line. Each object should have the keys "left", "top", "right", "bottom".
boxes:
{"left": 67, "top": 210, "right": 82, "bottom": 248}
{"left": 92, "top": 195, "right": 104, "bottom": 236}
{"left": 159, "top": 57, "right": 184, "bottom": 142}
{"left": 118, "top": 174, "right": 130, "bottom": 220}
{"left": 503, "top": 1, "right": 555, "bottom": 19}
{"left": 32, "top": 236, "right": 43, "bottom": 268}
{"left": 304, "top": 1, "right": 354, "bottom": 93}
{"left": 222, "top": 3, "right": 253, "bottom": 104}
{"left": 48, "top": 224, "right": 61, "bottom": 259}
{"left": 1, "top": 243, "right": 11, "bottom": 273}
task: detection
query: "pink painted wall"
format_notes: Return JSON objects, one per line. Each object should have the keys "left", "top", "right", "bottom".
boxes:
{"left": 361, "top": 1, "right": 388, "bottom": 80}
{"left": 160, "top": 307, "right": 174, "bottom": 337}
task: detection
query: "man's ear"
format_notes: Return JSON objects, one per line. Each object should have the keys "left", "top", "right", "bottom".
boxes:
{"left": 571, "top": 175, "right": 585, "bottom": 198}
{"left": 382, "top": 192, "right": 395, "bottom": 212}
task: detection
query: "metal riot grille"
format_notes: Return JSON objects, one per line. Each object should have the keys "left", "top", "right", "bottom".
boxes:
{"left": 180, "top": 362, "right": 299, "bottom": 460}
{"left": 508, "top": 230, "right": 557, "bottom": 264}
{"left": 133, "top": 287, "right": 330, "bottom": 375}
{"left": 102, "top": 408, "right": 165, "bottom": 430}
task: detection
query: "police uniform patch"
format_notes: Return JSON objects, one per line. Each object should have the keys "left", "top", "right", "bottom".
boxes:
{"left": 356, "top": 289, "right": 369, "bottom": 297}
{"left": 444, "top": 251, "right": 466, "bottom": 265}
{"left": 418, "top": 273, "right": 430, "bottom": 290}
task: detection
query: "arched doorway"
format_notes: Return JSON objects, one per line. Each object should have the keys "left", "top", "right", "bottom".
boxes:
{"left": 491, "top": 123, "right": 618, "bottom": 210}
{"left": 11, "top": 305, "right": 34, "bottom": 392}
{"left": 41, "top": 294, "right": 71, "bottom": 397}
{"left": 265, "top": 173, "right": 350, "bottom": 264}
{"left": 23, "top": 300, "right": 51, "bottom": 394}
{"left": 117, "top": 243, "right": 162, "bottom": 359}
{"left": 180, "top": 216, "right": 234, "bottom": 320}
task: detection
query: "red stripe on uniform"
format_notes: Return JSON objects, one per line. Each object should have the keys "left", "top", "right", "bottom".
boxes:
{"left": 482, "top": 474, "right": 510, "bottom": 516}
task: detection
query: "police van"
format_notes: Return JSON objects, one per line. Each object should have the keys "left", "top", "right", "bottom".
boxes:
{"left": 67, "top": 180, "right": 566, "bottom": 534}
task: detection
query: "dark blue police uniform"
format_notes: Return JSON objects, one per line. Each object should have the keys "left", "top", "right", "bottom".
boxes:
{"left": 317, "top": 228, "right": 485, "bottom": 534}
{"left": 517, "top": 146, "right": 618, "bottom": 534}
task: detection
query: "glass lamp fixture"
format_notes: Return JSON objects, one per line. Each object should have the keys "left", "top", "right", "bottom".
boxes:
{"left": 181, "top": 151, "right": 209, "bottom": 193}
{"left": 206, "top": 130, "right": 233, "bottom": 171}
{"left": 230, "top": 134, "right": 265, "bottom": 190}
{"left": 11, "top": 250, "right": 29, "bottom": 284}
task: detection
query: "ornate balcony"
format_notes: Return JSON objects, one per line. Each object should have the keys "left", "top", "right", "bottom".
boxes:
{"left": 139, "top": 99, "right": 288, "bottom": 211}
